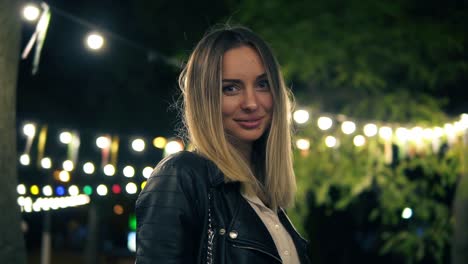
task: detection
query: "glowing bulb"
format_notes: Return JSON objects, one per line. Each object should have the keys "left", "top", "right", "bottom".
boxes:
{"left": 17, "top": 184, "right": 26, "bottom": 195}
{"left": 295, "top": 139, "right": 310, "bottom": 150}
{"left": 363, "top": 123, "right": 378, "bottom": 137}
{"left": 153, "top": 137, "right": 167, "bottom": 149}
{"left": 86, "top": 33, "right": 104, "bottom": 50}
{"left": 293, "top": 110, "right": 310, "bottom": 124}
{"left": 141, "top": 181, "right": 147, "bottom": 190}
{"left": 42, "top": 185, "right": 53, "bottom": 196}
{"left": 396, "top": 127, "right": 409, "bottom": 142}
{"left": 96, "top": 184, "right": 108, "bottom": 196}
{"left": 20, "top": 154, "right": 30, "bottom": 166}
{"left": 22, "top": 5, "right": 40, "bottom": 21}
{"left": 379, "top": 126, "right": 392, "bottom": 140}
{"left": 123, "top": 166, "right": 135, "bottom": 178}
{"left": 96, "top": 136, "right": 110, "bottom": 149}
{"left": 461, "top": 114, "right": 468, "bottom": 129}
{"left": 423, "top": 128, "right": 433, "bottom": 140}
{"left": 83, "top": 162, "right": 95, "bottom": 174}
{"left": 23, "top": 123, "right": 36, "bottom": 137}
{"left": 59, "top": 170, "right": 70, "bottom": 182}
{"left": 132, "top": 139, "right": 145, "bottom": 152}
{"left": 341, "top": 121, "right": 356, "bottom": 135}
{"left": 83, "top": 185, "right": 93, "bottom": 195}
{"left": 113, "top": 204, "right": 124, "bottom": 215}
{"left": 59, "top": 131, "right": 72, "bottom": 144}
{"left": 68, "top": 185, "right": 79, "bottom": 196}
{"left": 112, "top": 184, "right": 121, "bottom": 194}
{"left": 325, "top": 136, "right": 337, "bottom": 148}
{"left": 125, "top": 183, "right": 138, "bottom": 194}
{"left": 409, "top": 127, "right": 423, "bottom": 141}
{"left": 317, "top": 117, "right": 333, "bottom": 130}
{"left": 62, "top": 160, "right": 74, "bottom": 171}
{"left": 142, "top": 167, "right": 153, "bottom": 179}
{"left": 41, "top": 157, "right": 52, "bottom": 169}
{"left": 402, "top": 207, "right": 413, "bottom": 219}
{"left": 30, "top": 185, "right": 39, "bottom": 195}
{"left": 165, "top": 140, "right": 184, "bottom": 155}
{"left": 353, "top": 135, "right": 366, "bottom": 147}
{"left": 104, "top": 164, "right": 116, "bottom": 176}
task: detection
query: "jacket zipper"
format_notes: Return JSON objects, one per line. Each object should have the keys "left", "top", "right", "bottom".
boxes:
{"left": 232, "top": 244, "right": 282, "bottom": 263}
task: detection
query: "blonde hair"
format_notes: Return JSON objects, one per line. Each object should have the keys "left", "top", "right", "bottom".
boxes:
{"left": 178, "top": 26, "right": 296, "bottom": 209}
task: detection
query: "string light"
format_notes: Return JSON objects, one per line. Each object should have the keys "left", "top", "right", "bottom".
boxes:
{"left": 123, "top": 166, "right": 135, "bottom": 178}
{"left": 293, "top": 110, "right": 310, "bottom": 124}
{"left": 165, "top": 140, "right": 184, "bottom": 155}
{"left": 62, "top": 160, "right": 74, "bottom": 171}
{"left": 131, "top": 138, "right": 145, "bottom": 152}
{"left": 142, "top": 167, "right": 153, "bottom": 179}
{"left": 325, "top": 136, "right": 337, "bottom": 148}
{"left": 30, "top": 185, "right": 39, "bottom": 195}
{"left": 153, "top": 137, "right": 167, "bottom": 149}
{"left": 83, "top": 162, "right": 95, "bottom": 174}
{"left": 363, "top": 123, "right": 378, "bottom": 137}
{"left": 20, "top": 154, "right": 30, "bottom": 166}
{"left": 353, "top": 135, "right": 366, "bottom": 147}
{"left": 379, "top": 127, "right": 392, "bottom": 141}
{"left": 97, "top": 184, "right": 108, "bottom": 196}
{"left": 96, "top": 136, "right": 110, "bottom": 149}
{"left": 402, "top": 207, "right": 413, "bottom": 219}
{"left": 396, "top": 127, "right": 409, "bottom": 142}
{"left": 125, "top": 183, "right": 138, "bottom": 194}
{"left": 41, "top": 157, "right": 52, "bottom": 169}
{"left": 23, "top": 123, "right": 36, "bottom": 137}
{"left": 341, "top": 121, "right": 356, "bottom": 135}
{"left": 83, "top": 185, "right": 93, "bottom": 195}
{"left": 104, "top": 164, "right": 116, "bottom": 176}
{"left": 68, "top": 185, "right": 79, "bottom": 196}
{"left": 59, "top": 131, "right": 72, "bottom": 144}
{"left": 112, "top": 184, "right": 122, "bottom": 194}
{"left": 17, "top": 184, "right": 27, "bottom": 195}
{"left": 295, "top": 139, "right": 310, "bottom": 150}
{"left": 59, "top": 170, "right": 70, "bottom": 182}
{"left": 317, "top": 117, "right": 333, "bottom": 131}
{"left": 42, "top": 185, "right": 53, "bottom": 196}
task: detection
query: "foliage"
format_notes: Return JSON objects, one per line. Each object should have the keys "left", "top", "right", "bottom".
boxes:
{"left": 233, "top": 0, "right": 468, "bottom": 118}
{"left": 288, "top": 121, "right": 464, "bottom": 263}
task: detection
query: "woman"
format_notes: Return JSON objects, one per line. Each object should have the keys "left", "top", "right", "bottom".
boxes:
{"left": 136, "top": 26, "right": 310, "bottom": 264}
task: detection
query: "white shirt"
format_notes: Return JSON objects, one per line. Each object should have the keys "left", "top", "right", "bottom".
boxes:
{"left": 241, "top": 185, "right": 300, "bottom": 264}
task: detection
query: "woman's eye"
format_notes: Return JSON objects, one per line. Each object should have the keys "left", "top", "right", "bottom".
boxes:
{"left": 222, "top": 85, "right": 239, "bottom": 94}
{"left": 257, "top": 80, "right": 270, "bottom": 90}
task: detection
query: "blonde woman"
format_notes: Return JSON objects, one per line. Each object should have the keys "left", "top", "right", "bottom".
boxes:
{"left": 136, "top": 26, "right": 310, "bottom": 264}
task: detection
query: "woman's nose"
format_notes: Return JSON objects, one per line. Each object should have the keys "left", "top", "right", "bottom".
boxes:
{"left": 241, "top": 88, "right": 258, "bottom": 111}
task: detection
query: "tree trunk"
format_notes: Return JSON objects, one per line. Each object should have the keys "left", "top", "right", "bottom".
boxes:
{"left": 0, "top": 0, "right": 27, "bottom": 263}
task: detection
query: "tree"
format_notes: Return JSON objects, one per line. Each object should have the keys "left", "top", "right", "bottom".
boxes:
{"left": 0, "top": 0, "right": 27, "bottom": 263}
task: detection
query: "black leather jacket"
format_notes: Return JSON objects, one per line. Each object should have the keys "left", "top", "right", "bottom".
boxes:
{"left": 136, "top": 151, "right": 311, "bottom": 263}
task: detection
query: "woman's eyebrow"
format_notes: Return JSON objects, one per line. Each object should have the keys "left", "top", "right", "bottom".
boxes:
{"left": 222, "top": 79, "right": 242, "bottom": 83}
{"left": 256, "top": 73, "right": 267, "bottom": 80}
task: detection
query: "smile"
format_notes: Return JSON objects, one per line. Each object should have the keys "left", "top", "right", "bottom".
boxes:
{"left": 235, "top": 117, "right": 263, "bottom": 129}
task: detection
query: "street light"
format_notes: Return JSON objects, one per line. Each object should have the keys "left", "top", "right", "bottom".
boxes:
{"left": 86, "top": 33, "right": 104, "bottom": 50}
{"left": 22, "top": 4, "right": 40, "bottom": 21}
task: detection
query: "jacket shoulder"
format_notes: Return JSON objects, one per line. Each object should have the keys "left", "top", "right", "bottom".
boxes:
{"left": 149, "top": 151, "right": 223, "bottom": 187}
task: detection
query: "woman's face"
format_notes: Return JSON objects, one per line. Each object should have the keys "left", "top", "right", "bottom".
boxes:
{"left": 221, "top": 45, "right": 273, "bottom": 145}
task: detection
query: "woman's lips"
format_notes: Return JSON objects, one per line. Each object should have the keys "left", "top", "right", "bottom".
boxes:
{"left": 235, "top": 118, "right": 262, "bottom": 129}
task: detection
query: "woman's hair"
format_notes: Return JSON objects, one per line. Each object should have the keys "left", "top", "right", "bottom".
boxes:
{"left": 178, "top": 26, "right": 296, "bottom": 209}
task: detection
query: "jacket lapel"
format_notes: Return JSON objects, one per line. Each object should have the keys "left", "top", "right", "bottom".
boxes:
{"left": 226, "top": 186, "right": 282, "bottom": 262}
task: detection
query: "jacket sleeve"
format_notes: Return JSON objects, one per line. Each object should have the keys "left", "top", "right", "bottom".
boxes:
{"left": 135, "top": 157, "right": 201, "bottom": 263}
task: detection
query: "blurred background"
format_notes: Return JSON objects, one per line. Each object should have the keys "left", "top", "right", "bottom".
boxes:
{"left": 2, "top": 0, "right": 468, "bottom": 263}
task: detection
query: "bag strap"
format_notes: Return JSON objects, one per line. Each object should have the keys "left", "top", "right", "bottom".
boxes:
{"left": 206, "top": 190, "right": 215, "bottom": 264}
